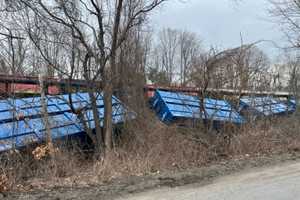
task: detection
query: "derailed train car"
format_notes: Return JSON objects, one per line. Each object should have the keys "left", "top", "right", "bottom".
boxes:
{"left": 150, "top": 90, "right": 245, "bottom": 127}
{"left": 0, "top": 92, "right": 135, "bottom": 152}
{"left": 150, "top": 89, "right": 296, "bottom": 127}
{"left": 239, "top": 96, "right": 296, "bottom": 120}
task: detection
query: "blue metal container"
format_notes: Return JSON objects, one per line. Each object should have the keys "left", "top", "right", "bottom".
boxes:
{"left": 151, "top": 90, "right": 245, "bottom": 125}
{"left": 0, "top": 92, "right": 135, "bottom": 152}
{"left": 239, "top": 96, "right": 295, "bottom": 118}
{"left": 288, "top": 97, "right": 297, "bottom": 112}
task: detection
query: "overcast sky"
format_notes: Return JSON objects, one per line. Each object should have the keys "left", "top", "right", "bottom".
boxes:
{"left": 150, "top": 0, "right": 287, "bottom": 61}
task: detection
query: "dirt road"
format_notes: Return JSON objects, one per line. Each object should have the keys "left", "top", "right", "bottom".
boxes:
{"left": 117, "top": 161, "right": 300, "bottom": 200}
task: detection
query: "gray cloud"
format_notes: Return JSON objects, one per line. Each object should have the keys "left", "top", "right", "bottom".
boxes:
{"left": 151, "top": 0, "right": 287, "bottom": 60}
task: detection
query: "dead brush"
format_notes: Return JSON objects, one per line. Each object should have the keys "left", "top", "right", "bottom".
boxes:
{"left": 0, "top": 142, "right": 87, "bottom": 191}
{"left": 224, "top": 117, "right": 300, "bottom": 157}
{"left": 0, "top": 172, "right": 9, "bottom": 192}
{"left": 0, "top": 150, "right": 34, "bottom": 191}
{"left": 93, "top": 113, "right": 300, "bottom": 183}
{"left": 0, "top": 109, "right": 299, "bottom": 191}
{"left": 31, "top": 143, "right": 85, "bottom": 179}
{"left": 93, "top": 111, "right": 211, "bottom": 182}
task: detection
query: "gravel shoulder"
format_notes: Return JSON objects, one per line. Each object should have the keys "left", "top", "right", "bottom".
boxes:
{"left": 3, "top": 152, "right": 300, "bottom": 200}
{"left": 117, "top": 159, "right": 300, "bottom": 200}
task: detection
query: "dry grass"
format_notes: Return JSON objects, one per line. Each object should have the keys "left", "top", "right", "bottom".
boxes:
{"left": 94, "top": 120, "right": 209, "bottom": 181}
{"left": 228, "top": 117, "right": 300, "bottom": 156}
{"left": 0, "top": 144, "right": 87, "bottom": 191}
{"left": 0, "top": 111, "right": 299, "bottom": 191}
{"left": 91, "top": 112, "right": 300, "bottom": 182}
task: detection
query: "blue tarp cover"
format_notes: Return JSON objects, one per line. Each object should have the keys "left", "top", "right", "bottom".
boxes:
{"left": 151, "top": 90, "right": 245, "bottom": 124}
{"left": 239, "top": 96, "right": 294, "bottom": 117}
{"left": 0, "top": 92, "right": 134, "bottom": 152}
{"left": 288, "top": 98, "right": 297, "bottom": 112}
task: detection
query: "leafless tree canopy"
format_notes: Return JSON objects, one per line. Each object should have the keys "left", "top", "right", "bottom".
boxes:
{"left": 270, "top": 0, "right": 300, "bottom": 48}
{"left": 0, "top": 0, "right": 167, "bottom": 153}
{"left": 148, "top": 28, "right": 202, "bottom": 86}
{"left": 270, "top": 0, "right": 300, "bottom": 100}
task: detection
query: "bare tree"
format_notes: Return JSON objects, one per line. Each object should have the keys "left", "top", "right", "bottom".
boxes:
{"left": 157, "top": 28, "right": 179, "bottom": 84}
{"left": 179, "top": 31, "right": 201, "bottom": 86}
{"left": 283, "top": 53, "right": 300, "bottom": 100}
{"left": 191, "top": 47, "right": 223, "bottom": 130}
{"left": 190, "top": 43, "right": 271, "bottom": 130}
{"left": 270, "top": 0, "right": 300, "bottom": 104}
{"left": 39, "top": 72, "right": 52, "bottom": 149}
{"left": 204, "top": 44, "right": 271, "bottom": 93}
{"left": 2, "top": 0, "right": 167, "bottom": 154}
{"left": 149, "top": 28, "right": 202, "bottom": 86}
{"left": 0, "top": 28, "right": 27, "bottom": 75}
{"left": 117, "top": 26, "right": 151, "bottom": 111}
{"left": 270, "top": 0, "right": 300, "bottom": 48}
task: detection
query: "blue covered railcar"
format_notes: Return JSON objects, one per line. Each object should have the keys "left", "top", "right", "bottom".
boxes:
{"left": 150, "top": 90, "right": 245, "bottom": 125}
{"left": 0, "top": 92, "right": 134, "bottom": 152}
{"left": 239, "top": 96, "right": 295, "bottom": 119}
{"left": 288, "top": 98, "right": 297, "bottom": 112}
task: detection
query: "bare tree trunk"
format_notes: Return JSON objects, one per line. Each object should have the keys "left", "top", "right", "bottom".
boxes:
{"left": 88, "top": 90, "right": 104, "bottom": 152}
{"left": 39, "top": 74, "right": 52, "bottom": 148}
{"left": 103, "top": 81, "right": 113, "bottom": 151}
{"left": 103, "top": 0, "right": 123, "bottom": 152}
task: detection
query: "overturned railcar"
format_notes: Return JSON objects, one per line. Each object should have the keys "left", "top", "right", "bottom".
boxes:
{"left": 150, "top": 90, "right": 245, "bottom": 126}
{"left": 0, "top": 92, "right": 135, "bottom": 152}
{"left": 238, "top": 96, "right": 295, "bottom": 120}
{"left": 288, "top": 98, "right": 297, "bottom": 112}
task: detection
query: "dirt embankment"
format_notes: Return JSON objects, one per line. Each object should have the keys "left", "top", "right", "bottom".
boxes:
{"left": 3, "top": 152, "right": 300, "bottom": 200}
